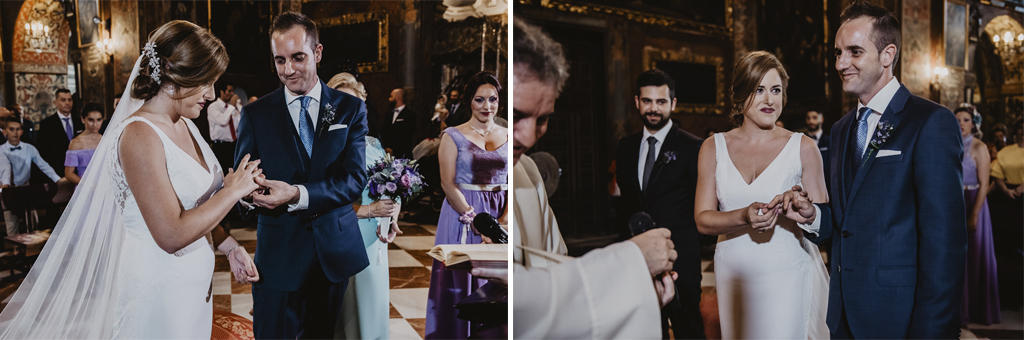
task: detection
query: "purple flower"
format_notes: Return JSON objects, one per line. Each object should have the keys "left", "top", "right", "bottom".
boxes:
{"left": 870, "top": 121, "right": 895, "bottom": 149}
{"left": 368, "top": 184, "right": 378, "bottom": 196}
{"left": 401, "top": 174, "right": 412, "bottom": 187}
{"left": 385, "top": 182, "right": 398, "bottom": 192}
{"left": 377, "top": 184, "right": 386, "bottom": 194}
{"left": 391, "top": 170, "right": 401, "bottom": 179}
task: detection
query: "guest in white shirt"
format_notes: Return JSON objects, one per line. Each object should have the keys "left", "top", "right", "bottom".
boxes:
{"left": 2, "top": 117, "right": 62, "bottom": 236}
{"left": 208, "top": 83, "right": 242, "bottom": 174}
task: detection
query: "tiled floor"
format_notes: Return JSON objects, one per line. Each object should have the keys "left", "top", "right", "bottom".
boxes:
{"left": 211, "top": 220, "right": 437, "bottom": 339}
{"left": 0, "top": 213, "right": 440, "bottom": 340}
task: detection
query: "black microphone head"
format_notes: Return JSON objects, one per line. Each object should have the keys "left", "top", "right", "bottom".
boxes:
{"left": 473, "top": 212, "right": 507, "bottom": 244}
{"left": 628, "top": 212, "right": 655, "bottom": 236}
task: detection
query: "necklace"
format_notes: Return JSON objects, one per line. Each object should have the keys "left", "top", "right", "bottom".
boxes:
{"left": 469, "top": 124, "right": 493, "bottom": 137}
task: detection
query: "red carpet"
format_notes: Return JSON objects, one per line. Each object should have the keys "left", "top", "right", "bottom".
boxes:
{"left": 212, "top": 309, "right": 254, "bottom": 340}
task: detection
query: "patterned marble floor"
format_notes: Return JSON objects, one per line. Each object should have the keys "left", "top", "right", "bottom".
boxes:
{"left": 0, "top": 216, "right": 439, "bottom": 340}
{"left": 216, "top": 220, "right": 438, "bottom": 340}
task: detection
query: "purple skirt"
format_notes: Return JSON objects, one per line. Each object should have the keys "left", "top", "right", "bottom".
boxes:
{"left": 425, "top": 188, "right": 506, "bottom": 339}
{"left": 962, "top": 189, "right": 1001, "bottom": 325}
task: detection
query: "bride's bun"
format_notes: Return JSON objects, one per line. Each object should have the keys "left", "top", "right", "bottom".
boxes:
{"left": 131, "top": 20, "right": 229, "bottom": 101}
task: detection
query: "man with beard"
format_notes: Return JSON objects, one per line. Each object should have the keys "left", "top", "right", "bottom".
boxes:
{"left": 802, "top": 108, "right": 832, "bottom": 195}
{"left": 614, "top": 69, "right": 706, "bottom": 339}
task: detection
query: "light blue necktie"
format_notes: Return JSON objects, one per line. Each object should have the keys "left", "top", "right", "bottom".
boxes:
{"left": 297, "top": 96, "right": 314, "bottom": 156}
{"left": 855, "top": 107, "right": 872, "bottom": 162}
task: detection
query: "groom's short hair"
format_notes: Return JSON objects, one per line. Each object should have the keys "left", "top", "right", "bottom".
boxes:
{"left": 272, "top": 12, "right": 319, "bottom": 52}
{"left": 840, "top": 1, "right": 901, "bottom": 65}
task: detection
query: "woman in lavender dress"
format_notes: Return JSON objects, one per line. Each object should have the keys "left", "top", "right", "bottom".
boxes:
{"left": 65, "top": 103, "right": 104, "bottom": 185}
{"left": 425, "top": 71, "right": 508, "bottom": 339}
{"left": 955, "top": 107, "right": 1000, "bottom": 325}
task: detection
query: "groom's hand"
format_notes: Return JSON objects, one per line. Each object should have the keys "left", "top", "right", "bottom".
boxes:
{"left": 769, "top": 185, "right": 816, "bottom": 224}
{"left": 252, "top": 179, "right": 299, "bottom": 209}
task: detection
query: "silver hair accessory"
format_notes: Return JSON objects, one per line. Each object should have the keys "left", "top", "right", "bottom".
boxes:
{"left": 143, "top": 42, "right": 161, "bottom": 84}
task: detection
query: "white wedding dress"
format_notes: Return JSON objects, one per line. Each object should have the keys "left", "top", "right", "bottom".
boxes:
{"left": 0, "top": 58, "right": 222, "bottom": 339}
{"left": 712, "top": 132, "right": 829, "bottom": 339}
{"left": 111, "top": 117, "right": 220, "bottom": 338}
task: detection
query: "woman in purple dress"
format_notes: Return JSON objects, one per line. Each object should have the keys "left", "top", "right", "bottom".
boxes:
{"left": 425, "top": 71, "right": 508, "bottom": 339}
{"left": 65, "top": 103, "right": 104, "bottom": 185}
{"left": 955, "top": 107, "right": 1000, "bottom": 325}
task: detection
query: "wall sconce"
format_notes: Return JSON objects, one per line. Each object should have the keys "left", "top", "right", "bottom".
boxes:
{"left": 993, "top": 30, "right": 1024, "bottom": 62}
{"left": 931, "top": 66, "right": 949, "bottom": 92}
{"left": 24, "top": 21, "right": 52, "bottom": 53}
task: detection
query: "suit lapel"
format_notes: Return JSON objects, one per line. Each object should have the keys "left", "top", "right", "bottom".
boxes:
{"left": 844, "top": 86, "right": 908, "bottom": 211}
{"left": 270, "top": 88, "right": 310, "bottom": 175}
{"left": 310, "top": 82, "right": 336, "bottom": 175}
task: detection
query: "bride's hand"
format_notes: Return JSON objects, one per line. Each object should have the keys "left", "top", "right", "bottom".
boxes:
{"left": 745, "top": 201, "right": 778, "bottom": 233}
{"left": 226, "top": 246, "right": 260, "bottom": 284}
{"left": 224, "top": 154, "right": 261, "bottom": 198}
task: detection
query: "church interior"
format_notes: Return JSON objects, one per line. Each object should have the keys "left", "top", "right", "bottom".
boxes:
{"left": 517, "top": 0, "right": 1022, "bottom": 338}
{"left": 0, "top": 0, "right": 507, "bottom": 339}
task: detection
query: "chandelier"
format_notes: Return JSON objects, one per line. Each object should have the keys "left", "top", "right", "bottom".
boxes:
{"left": 24, "top": 21, "right": 52, "bottom": 54}
{"left": 993, "top": 30, "right": 1024, "bottom": 62}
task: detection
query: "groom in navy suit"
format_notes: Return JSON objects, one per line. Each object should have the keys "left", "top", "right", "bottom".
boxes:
{"left": 235, "top": 12, "right": 369, "bottom": 339}
{"left": 776, "top": 2, "right": 966, "bottom": 339}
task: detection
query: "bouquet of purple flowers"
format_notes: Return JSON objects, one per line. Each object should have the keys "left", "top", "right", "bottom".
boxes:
{"left": 367, "top": 154, "right": 427, "bottom": 204}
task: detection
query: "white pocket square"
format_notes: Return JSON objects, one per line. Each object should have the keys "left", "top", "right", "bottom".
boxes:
{"left": 877, "top": 149, "right": 901, "bottom": 157}
{"left": 328, "top": 124, "right": 348, "bottom": 131}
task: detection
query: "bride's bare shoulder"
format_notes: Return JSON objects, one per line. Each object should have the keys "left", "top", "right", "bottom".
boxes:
{"left": 118, "top": 119, "right": 162, "bottom": 161}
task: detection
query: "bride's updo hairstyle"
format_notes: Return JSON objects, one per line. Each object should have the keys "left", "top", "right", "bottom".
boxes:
{"left": 729, "top": 51, "right": 789, "bottom": 126}
{"left": 131, "top": 20, "right": 229, "bottom": 101}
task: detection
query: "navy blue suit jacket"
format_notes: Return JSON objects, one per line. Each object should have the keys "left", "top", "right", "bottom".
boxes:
{"left": 235, "top": 81, "right": 370, "bottom": 292}
{"left": 807, "top": 85, "right": 966, "bottom": 338}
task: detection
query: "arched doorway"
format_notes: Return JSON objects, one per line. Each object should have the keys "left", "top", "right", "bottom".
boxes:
{"left": 976, "top": 15, "right": 1023, "bottom": 131}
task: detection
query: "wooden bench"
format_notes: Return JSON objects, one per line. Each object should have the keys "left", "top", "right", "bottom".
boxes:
{"left": 4, "top": 230, "right": 51, "bottom": 275}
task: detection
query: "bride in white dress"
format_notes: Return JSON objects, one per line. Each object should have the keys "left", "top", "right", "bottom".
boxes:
{"left": 694, "top": 51, "right": 829, "bottom": 339}
{"left": 0, "top": 20, "right": 261, "bottom": 339}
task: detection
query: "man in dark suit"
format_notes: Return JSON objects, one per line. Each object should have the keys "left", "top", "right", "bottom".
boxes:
{"left": 381, "top": 88, "right": 417, "bottom": 158}
{"left": 777, "top": 2, "right": 966, "bottom": 338}
{"left": 615, "top": 69, "right": 705, "bottom": 339}
{"left": 235, "top": 12, "right": 368, "bottom": 339}
{"left": 803, "top": 109, "right": 832, "bottom": 196}
{"left": 36, "top": 89, "right": 83, "bottom": 173}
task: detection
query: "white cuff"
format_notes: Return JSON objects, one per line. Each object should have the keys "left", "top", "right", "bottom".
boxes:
{"left": 239, "top": 198, "right": 257, "bottom": 211}
{"left": 287, "top": 185, "right": 309, "bottom": 212}
{"left": 796, "top": 205, "right": 821, "bottom": 237}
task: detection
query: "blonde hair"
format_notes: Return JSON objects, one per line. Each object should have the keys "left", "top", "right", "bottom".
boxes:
{"left": 327, "top": 72, "right": 367, "bottom": 100}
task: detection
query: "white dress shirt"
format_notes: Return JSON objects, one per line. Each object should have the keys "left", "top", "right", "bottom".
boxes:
{"left": 207, "top": 98, "right": 241, "bottom": 142}
{"left": 57, "top": 112, "right": 73, "bottom": 141}
{"left": 808, "top": 129, "right": 823, "bottom": 142}
{"left": 392, "top": 105, "right": 405, "bottom": 124}
{"left": 0, "top": 152, "right": 12, "bottom": 187}
{"left": 801, "top": 76, "right": 901, "bottom": 235}
{"left": 637, "top": 119, "right": 673, "bottom": 191}
{"left": 2, "top": 141, "right": 60, "bottom": 186}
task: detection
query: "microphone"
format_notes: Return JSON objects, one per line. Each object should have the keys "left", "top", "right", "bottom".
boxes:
{"left": 629, "top": 212, "right": 655, "bottom": 236}
{"left": 628, "top": 211, "right": 681, "bottom": 308}
{"left": 473, "top": 213, "right": 508, "bottom": 244}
